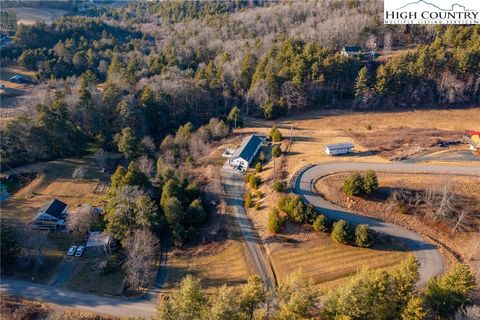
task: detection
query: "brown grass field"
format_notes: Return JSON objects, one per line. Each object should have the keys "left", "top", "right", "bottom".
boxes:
{"left": 4, "top": 7, "right": 69, "bottom": 25}
{"left": 233, "top": 142, "right": 408, "bottom": 292}
{"left": 1, "top": 156, "right": 109, "bottom": 285}
{"left": 315, "top": 172, "right": 480, "bottom": 279}
{"left": 236, "top": 108, "right": 480, "bottom": 181}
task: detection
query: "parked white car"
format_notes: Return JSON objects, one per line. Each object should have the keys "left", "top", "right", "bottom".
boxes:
{"left": 75, "top": 246, "right": 85, "bottom": 257}
{"left": 67, "top": 246, "right": 77, "bottom": 256}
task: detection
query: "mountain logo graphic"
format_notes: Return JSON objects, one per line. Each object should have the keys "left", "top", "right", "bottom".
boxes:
{"left": 394, "top": 0, "right": 474, "bottom": 11}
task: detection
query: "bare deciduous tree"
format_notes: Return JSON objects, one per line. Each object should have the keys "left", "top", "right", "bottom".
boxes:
{"left": 21, "top": 229, "right": 47, "bottom": 277}
{"left": 72, "top": 166, "right": 86, "bottom": 179}
{"left": 137, "top": 155, "right": 154, "bottom": 178}
{"left": 66, "top": 205, "right": 97, "bottom": 236}
{"left": 124, "top": 228, "right": 159, "bottom": 291}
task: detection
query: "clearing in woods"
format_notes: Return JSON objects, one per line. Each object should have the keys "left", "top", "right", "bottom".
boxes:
{"left": 4, "top": 7, "right": 69, "bottom": 25}
{"left": 1, "top": 156, "right": 108, "bottom": 285}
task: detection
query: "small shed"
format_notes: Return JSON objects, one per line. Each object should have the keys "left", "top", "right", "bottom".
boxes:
{"left": 324, "top": 142, "right": 354, "bottom": 156}
{"left": 86, "top": 231, "right": 112, "bottom": 248}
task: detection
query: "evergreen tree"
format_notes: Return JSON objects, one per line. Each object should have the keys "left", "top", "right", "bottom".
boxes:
{"left": 331, "top": 220, "right": 352, "bottom": 244}
{"left": 354, "top": 66, "right": 368, "bottom": 97}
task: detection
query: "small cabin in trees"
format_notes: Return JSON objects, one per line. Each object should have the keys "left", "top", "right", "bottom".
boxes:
{"left": 341, "top": 46, "right": 362, "bottom": 57}
{"left": 32, "top": 199, "right": 68, "bottom": 230}
{"left": 229, "top": 135, "right": 264, "bottom": 169}
{"left": 324, "top": 142, "right": 354, "bottom": 156}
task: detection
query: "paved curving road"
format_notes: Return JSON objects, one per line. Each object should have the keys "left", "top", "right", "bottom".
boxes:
{"left": 221, "top": 162, "right": 276, "bottom": 288}
{"left": 293, "top": 162, "right": 480, "bottom": 286}
{"left": 0, "top": 278, "right": 157, "bottom": 318}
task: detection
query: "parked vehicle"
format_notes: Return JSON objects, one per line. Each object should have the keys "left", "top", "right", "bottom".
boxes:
{"left": 75, "top": 246, "right": 85, "bottom": 257}
{"left": 67, "top": 246, "right": 77, "bottom": 256}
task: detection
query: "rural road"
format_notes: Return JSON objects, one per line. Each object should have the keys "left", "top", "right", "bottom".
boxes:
{"left": 293, "top": 162, "right": 480, "bottom": 285}
{"left": 0, "top": 278, "right": 157, "bottom": 318}
{"left": 221, "top": 162, "right": 276, "bottom": 288}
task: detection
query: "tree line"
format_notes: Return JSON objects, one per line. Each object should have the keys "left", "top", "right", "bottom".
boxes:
{"left": 154, "top": 257, "right": 477, "bottom": 320}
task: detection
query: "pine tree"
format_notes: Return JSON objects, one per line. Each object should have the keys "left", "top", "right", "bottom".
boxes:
{"left": 354, "top": 66, "right": 368, "bottom": 97}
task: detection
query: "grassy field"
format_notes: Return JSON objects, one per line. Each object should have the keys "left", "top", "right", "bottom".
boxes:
{"left": 1, "top": 155, "right": 109, "bottom": 285}
{"left": 4, "top": 7, "right": 69, "bottom": 25}
{"left": 236, "top": 108, "right": 480, "bottom": 182}
{"left": 165, "top": 239, "right": 255, "bottom": 293}
{"left": 0, "top": 66, "right": 35, "bottom": 82}
{"left": 315, "top": 172, "right": 480, "bottom": 277}
{"left": 269, "top": 232, "right": 409, "bottom": 293}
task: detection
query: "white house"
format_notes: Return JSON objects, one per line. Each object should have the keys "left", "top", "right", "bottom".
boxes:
{"left": 229, "top": 135, "right": 264, "bottom": 168}
{"left": 324, "top": 142, "right": 354, "bottom": 156}
{"left": 32, "top": 198, "right": 68, "bottom": 230}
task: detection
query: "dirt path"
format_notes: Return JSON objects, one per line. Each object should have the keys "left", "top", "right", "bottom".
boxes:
{"left": 293, "top": 162, "right": 480, "bottom": 286}
{"left": 221, "top": 162, "right": 276, "bottom": 288}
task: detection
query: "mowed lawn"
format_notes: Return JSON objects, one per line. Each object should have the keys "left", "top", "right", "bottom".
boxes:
{"left": 1, "top": 156, "right": 108, "bottom": 284}
{"left": 269, "top": 233, "right": 409, "bottom": 293}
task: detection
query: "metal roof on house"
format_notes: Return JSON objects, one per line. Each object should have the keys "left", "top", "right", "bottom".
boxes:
{"left": 325, "top": 142, "right": 354, "bottom": 150}
{"left": 231, "top": 135, "right": 263, "bottom": 161}
{"left": 38, "top": 199, "right": 67, "bottom": 219}
{"left": 343, "top": 46, "right": 361, "bottom": 53}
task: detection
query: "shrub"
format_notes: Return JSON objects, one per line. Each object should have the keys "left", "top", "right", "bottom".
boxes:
{"left": 255, "top": 190, "right": 262, "bottom": 199}
{"left": 245, "top": 193, "right": 253, "bottom": 208}
{"left": 273, "top": 181, "right": 284, "bottom": 192}
{"left": 278, "top": 194, "right": 312, "bottom": 224}
{"left": 255, "top": 202, "right": 260, "bottom": 210}
{"left": 244, "top": 173, "right": 253, "bottom": 183}
{"left": 355, "top": 224, "right": 374, "bottom": 247}
{"left": 331, "top": 220, "right": 352, "bottom": 244}
{"left": 249, "top": 175, "right": 261, "bottom": 190}
{"left": 272, "top": 145, "right": 282, "bottom": 158}
{"left": 304, "top": 204, "right": 318, "bottom": 224}
{"left": 342, "top": 172, "right": 365, "bottom": 196}
{"left": 312, "top": 214, "right": 329, "bottom": 233}
{"left": 269, "top": 126, "right": 283, "bottom": 142}
{"left": 268, "top": 209, "right": 285, "bottom": 234}
{"left": 363, "top": 170, "right": 378, "bottom": 196}
{"left": 366, "top": 124, "right": 372, "bottom": 130}
{"left": 255, "top": 162, "right": 263, "bottom": 173}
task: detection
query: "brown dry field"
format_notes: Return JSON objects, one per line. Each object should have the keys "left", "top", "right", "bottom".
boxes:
{"left": 315, "top": 172, "right": 480, "bottom": 278}
{"left": 0, "top": 295, "right": 118, "bottom": 320}
{"left": 1, "top": 156, "right": 108, "bottom": 284}
{"left": 163, "top": 143, "right": 256, "bottom": 292}
{"left": 240, "top": 143, "right": 408, "bottom": 293}
{"left": 236, "top": 108, "right": 480, "bottom": 182}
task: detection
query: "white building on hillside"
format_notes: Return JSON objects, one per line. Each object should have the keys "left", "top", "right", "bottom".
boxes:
{"left": 229, "top": 135, "right": 264, "bottom": 168}
{"left": 324, "top": 142, "right": 354, "bottom": 156}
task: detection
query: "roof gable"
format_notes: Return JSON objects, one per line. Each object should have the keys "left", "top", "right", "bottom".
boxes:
{"left": 231, "top": 135, "right": 263, "bottom": 161}
{"left": 39, "top": 199, "right": 67, "bottom": 219}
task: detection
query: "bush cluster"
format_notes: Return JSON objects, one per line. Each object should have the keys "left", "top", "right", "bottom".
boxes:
{"left": 268, "top": 208, "right": 286, "bottom": 234}
{"left": 342, "top": 170, "right": 378, "bottom": 197}
{"left": 269, "top": 126, "right": 283, "bottom": 142}
{"left": 278, "top": 194, "right": 317, "bottom": 224}
{"left": 331, "top": 220, "right": 374, "bottom": 247}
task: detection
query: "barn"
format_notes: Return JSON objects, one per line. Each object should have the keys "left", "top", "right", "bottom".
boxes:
{"left": 229, "top": 135, "right": 264, "bottom": 169}
{"left": 324, "top": 142, "right": 354, "bottom": 156}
